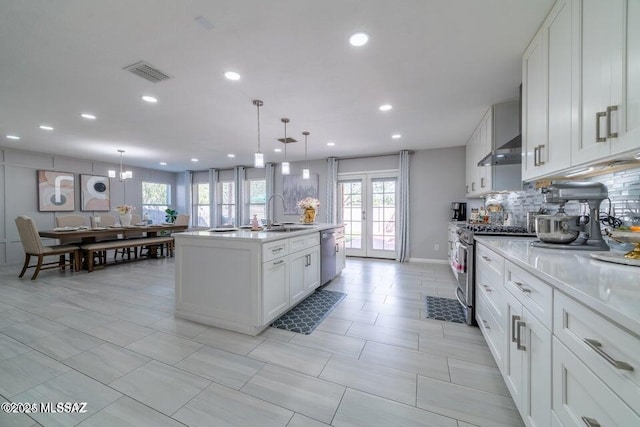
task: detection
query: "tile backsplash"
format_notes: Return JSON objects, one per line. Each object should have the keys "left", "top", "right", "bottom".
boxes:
{"left": 485, "top": 166, "right": 640, "bottom": 227}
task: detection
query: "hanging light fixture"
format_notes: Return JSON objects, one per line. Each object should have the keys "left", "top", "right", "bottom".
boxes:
{"left": 108, "top": 149, "right": 133, "bottom": 181}
{"left": 302, "top": 131, "right": 310, "bottom": 179}
{"left": 281, "top": 118, "right": 290, "bottom": 175}
{"left": 252, "top": 99, "right": 264, "bottom": 168}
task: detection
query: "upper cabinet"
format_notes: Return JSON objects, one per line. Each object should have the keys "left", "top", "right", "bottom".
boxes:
{"left": 466, "top": 102, "right": 521, "bottom": 198}
{"left": 522, "top": 0, "right": 640, "bottom": 181}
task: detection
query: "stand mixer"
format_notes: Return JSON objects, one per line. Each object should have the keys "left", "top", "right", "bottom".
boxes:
{"left": 531, "top": 182, "right": 610, "bottom": 251}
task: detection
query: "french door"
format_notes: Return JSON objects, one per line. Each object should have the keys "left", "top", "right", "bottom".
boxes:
{"left": 338, "top": 172, "right": 398, "bottom": 259}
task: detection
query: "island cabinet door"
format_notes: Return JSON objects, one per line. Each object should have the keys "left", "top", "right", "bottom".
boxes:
{"left": 304, "top": 247, "right": 320, "bottom": 292}
{"left": 262, "top": 257, "right": 289, "bottom": 324}
{"left": 289, "top": 251, "right": 307, "bottom": 305}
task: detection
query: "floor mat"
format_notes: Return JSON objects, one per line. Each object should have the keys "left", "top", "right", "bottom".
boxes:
{"left": 424, "top": 296, "right": 466, "bottom": 323}
{"left": 271, "top": 289, "right": 347, "bottom": 334}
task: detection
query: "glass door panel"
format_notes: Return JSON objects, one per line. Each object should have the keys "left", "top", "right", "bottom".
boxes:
{"left": 339, "top": 177, "right": 366, "bottom": 257}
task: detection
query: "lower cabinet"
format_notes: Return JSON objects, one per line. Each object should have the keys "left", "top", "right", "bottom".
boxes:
{"left": 262, "top": 256, "right": 289, "bottom": 324}
{"left": 290, "top": 247, "right": 320, "bottom": 305}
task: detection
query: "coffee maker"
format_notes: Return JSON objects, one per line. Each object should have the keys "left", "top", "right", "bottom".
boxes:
{"left": 531, "top": 182, "right": 609, "bottom": 251}
{"left": 451, "top": 202, "right": 467, "bottom": 221}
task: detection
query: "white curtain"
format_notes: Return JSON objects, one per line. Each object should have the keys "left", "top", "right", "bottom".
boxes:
{"left": 265, "top": 162, "right": 276, "bottom": 222}
{"left": 184, "top": 171, "right": 193, "bottom": 226}
{"left": 396, "top": 150, "right": 410, "bottom": 262}
{"left": 234, "top": 166, "right": 246, "bottom": 226}
{"left": 326, "top": 157, "right": 338, "bottom": 224}
{"left": 209, "top": 168, "right": 219, "bottom": 228}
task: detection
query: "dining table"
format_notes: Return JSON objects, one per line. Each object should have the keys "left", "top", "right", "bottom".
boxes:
{"left": 39, "top": 224, "right": 188, "bottom": 264}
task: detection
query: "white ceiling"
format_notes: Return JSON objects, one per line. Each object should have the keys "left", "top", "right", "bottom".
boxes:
{"left": 0, "top": 0, "right": 553, "bottom": 172}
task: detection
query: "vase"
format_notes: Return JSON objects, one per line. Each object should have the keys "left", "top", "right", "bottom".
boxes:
{"left": 119, "top": 213, "right": 132, "bottom": 226}
{"left": 303, "top": 208, "right": 316, "bottom": 224}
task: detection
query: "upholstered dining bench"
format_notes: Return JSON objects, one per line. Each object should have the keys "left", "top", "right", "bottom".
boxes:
{"left": 80, "top": 236, "right": 174, "bottom": 272}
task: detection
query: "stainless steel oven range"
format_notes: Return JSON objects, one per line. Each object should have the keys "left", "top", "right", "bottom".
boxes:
{"left": 454, "top": 224, "right": 535, "bottom": 325}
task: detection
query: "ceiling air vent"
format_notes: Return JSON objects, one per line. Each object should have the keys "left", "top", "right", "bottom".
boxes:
{"left": 277, "top": 138, "right": 297, "bottom": 143}
{"left": 123, "top": 61, "right": 172, "bottom": 83}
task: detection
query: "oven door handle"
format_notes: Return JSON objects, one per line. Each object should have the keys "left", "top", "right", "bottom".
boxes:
{"left": 455, "top": 286, "right": 467, "bottom": 308}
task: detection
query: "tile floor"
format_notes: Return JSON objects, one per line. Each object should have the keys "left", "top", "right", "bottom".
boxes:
{"left": 0, "top": 257, "right": 523, "bottom": 427}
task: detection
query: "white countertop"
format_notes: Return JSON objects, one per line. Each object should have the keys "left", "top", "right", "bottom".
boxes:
{"left": 475, "top": 236, "right": 640, "bottom": 337}
{"left": 174, "top": 223, "right": 340, "bottom": 242}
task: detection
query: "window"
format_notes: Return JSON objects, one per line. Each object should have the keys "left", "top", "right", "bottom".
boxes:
{"left": 247, "top": 179, "right": 266, "bottom": 225}
{"left": 142, "top": 182, "right": 171, "bottom": 224}
{"left": 218, "top": 181, "right": 235, "bottom": 226}
{"left": 193, "top": 183, "right": 210, "bottom": 227}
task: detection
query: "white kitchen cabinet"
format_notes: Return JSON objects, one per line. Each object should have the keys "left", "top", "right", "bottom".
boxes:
{"left": 262, "top": 256, "right": 289, "bottom": 323}
{"left": 289, "top": 246, "right": 320, "bottom": 305}
{"left": 305, "top": 247, "right": 320, "bottom": 292}
{"left": 522, "top": 28, "right": 545, "bottom": 182}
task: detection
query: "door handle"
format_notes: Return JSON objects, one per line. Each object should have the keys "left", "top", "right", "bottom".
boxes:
{"left": 273, "top": 260, "right": 284, "bottom": 266}
{"left": 513, "top": 281, "right": 532, "bottom": 294}
{"left": 581, "top": 416, "right": 601, "bottom": 427}
{"left": 596, "top": 111, "right": 607, "bottom": 142}
{"left": 606, "top": 105, "right": 618, "bottom": 138}
{"left": 511, "top": 315, "right": 520, "bottom": 343}
{"left": 480, "top": 177, "right": 485, "bottom": 188}
{"left": 471, "top": 182, "right": 475, "bottom": 191}
{"left": 516, "top": 320, "right": 526, "bottom": 351}
{"left": 537, "top": 145, "right": 545, "bottom": 165}
{"left": 584, "top": 338, "right": 633, "bottom": 371}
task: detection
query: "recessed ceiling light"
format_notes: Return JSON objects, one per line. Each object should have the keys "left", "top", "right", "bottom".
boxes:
{"left": 327, "top": 141, "right": 336, "bottom": 146}
{"left": 274, "top": 148, "right": 282, "bottom": 152}
{"left": 39, "top": 125, "right": 54, "bottom": 131}
{"left": 391, "top": 134, "right": 401, "bottom": 139}
{"left": 227, "top": 154, "right": 235, "bottom": 158}
{"left": 160, "top": 162, "right": 167, "bottom": 166}
{"left": 141, "top": 95, "right": 158, "bottom": 103}
{"left": 81, "top": 113, "right": 96, "bottom": 120}
{"left": 379, "top": 104, "right": 393, "bottom": 112}
{"left": 191, "top": 158, "right": 199, "bottom": 162}
{"left": 349, "top": 32, "right": 369, "bottom": 47}
{"left": 6, "top": 135, "right": 20, "bottom": 140}
{"left": 224, "top": 71, "right": 241, "bottom": 81}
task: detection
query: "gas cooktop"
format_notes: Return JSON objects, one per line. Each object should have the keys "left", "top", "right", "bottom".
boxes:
{"left": 464, "top": 224, "right": 533, "bottom": 235}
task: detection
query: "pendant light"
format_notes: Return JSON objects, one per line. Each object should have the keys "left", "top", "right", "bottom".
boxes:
{"left": 281, "top": 118, "right": 290, "bottom": 175}
{"left": 108, "top": 149, "right": 133, "bottom": 181}
{"left": 302, "top": 131, "right": 310, "bottom": 179}
{"left": 252, "top": 100, "right": 265, "bottom": 168}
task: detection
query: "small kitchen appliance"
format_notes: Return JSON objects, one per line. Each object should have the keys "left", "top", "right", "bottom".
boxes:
{"left": 531, "top": 182, "right": 610, "bottom": 251}
{"left": 451, "top": 202, "right": 467, "bottom": 221}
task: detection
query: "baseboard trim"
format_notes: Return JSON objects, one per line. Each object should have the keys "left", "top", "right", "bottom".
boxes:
{"left": 409, "top": 257, "right": 448, "bottom": 264}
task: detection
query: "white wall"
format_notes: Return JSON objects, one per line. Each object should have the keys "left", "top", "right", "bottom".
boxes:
{"left": 0, "top": 148, "right": 178, "bottom": 265}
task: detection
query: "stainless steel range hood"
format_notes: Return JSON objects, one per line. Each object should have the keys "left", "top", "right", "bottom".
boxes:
{"left": 477, "top": 134, "right": 521, "bottom": 166}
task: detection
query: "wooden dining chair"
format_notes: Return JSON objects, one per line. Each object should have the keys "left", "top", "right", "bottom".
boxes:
{"left": 14, "top": 216, "right": 80, "bottom": 280}
{"left": 55, "top": 214, "right": 88, "bottom": 227}
{"left": 174, "top": 214, "right": 190, "bottom": 226}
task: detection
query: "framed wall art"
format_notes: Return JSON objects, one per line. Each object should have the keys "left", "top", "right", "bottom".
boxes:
{"left": 37, "top": 170, "right": 76, "bottom": 212}
{"left": 283, "top": 173, "right": 319, "bottom": 214}
{"left": 80, "top": 174, "right": 110, "bottom": 211}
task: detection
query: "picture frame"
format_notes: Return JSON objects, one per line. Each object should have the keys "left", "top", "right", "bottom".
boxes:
{"left": 80, "top": 174, "right": 110, "bottom": 211}
{"left": 37, "top": 170, "right": 76, "bottom": 212}
{"left": 283, "top": 173, "right": 319, "bottom": 214}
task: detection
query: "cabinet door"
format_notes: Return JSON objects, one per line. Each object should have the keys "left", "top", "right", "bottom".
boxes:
{"left": 576, "top": 0, "right": 625, "bottom": 163}
{"left": 521, "top": 308, "right": 552, "bottom": 427}
{"left": 504, "top": 290, "right": 524, "bottom": 412}
{"left": 289, "top": 251, "right": 307, "bottom": 305}
{"left": 262, "top": 257, "right": 289, "bottom": 323}
{"left": 305, "top": 247, "right": 320, "bottom": 292}
{"left": 336, "top": 239, "right": 346, "bottom": 275}
{"left": 465, "top": 139, "right": 472, "bottom": 197}
{"left": 543, "top": 0, "right": 574, "bottom": 174}
{"left": 479, "top": 112, "right": 493, "bottom": 193}
{"left": 522, "top": 29, "right": 546, "bottom": 182}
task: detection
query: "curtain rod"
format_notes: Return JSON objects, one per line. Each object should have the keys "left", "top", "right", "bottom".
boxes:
{"left": 336, "top": 150, "right": 414, "bottom": 161}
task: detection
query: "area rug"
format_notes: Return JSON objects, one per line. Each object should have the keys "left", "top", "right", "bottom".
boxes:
{"left": 271, "top": 289, "right": 347, "bottom": 334}
{"left": 424, "top": 296, "right": 466, "bottom": 323}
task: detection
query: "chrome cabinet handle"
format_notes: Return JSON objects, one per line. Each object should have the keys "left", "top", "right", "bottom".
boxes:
{"left": 606, "top": 105, "right": 618, "bottom": 138}
{"left": 480, "top": 177, "right": 485, "bottom": 188}
{"left": 537, "top": 145, "right": 545, "bottom": 165}
{"left": 481, "top": 255, "right": 491, "bottom": 262}
{"left": 272, "top": 247, "right": 284, "bottom": 253}
{"left": 482, "top": 284, "right": 493, "bottom": 292}
{"left": 581, "top": 416, "right": 601, "bottom": 427}
{"left": 466, "top": 185, "right": 469, "bottom": 193}
{"left": 273, "top": 259, "right": 284, "bottom": 266}
{"left": 513, "top": 281, "right": 532, "bottom": 293}
{"left": 533, "top": 146, "right": 539, "bottom": 166}
{"left": 596, "top": 111, "right": 607, "bottom": 142}
{"left": 516, "top": 320, "right": 527, "bottom": 351}
{"left": 482, "top": 319, "right": 490, "bottom": 330}
{"left": 584, "top": 338, "right": 634, "bottom": 371}
{"left": 511, "top": 315, "right": 520, "bottom": 343}
{"left": 472, "top": 182, "right": 475, "bottom": 191}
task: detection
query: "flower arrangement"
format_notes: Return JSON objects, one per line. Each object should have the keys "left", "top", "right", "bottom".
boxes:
{"left": 297, "top": 197, "right": 321, "bottom": 210}
{"left": 115, "top": 205, "right": 135, "bottom": 214}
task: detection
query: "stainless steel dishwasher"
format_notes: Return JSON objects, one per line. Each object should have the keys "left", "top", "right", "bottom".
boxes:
{"left": 320, "top": 229, "right": 336, "bottom": 285}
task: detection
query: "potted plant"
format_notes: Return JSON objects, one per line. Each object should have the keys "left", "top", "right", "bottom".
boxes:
{"left": 164, "top": 208, "right": 177, "bottom": 223}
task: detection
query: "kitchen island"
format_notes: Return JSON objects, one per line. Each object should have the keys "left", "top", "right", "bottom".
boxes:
{"left": 174, "top": 224, "right": 344, "bottom": 335}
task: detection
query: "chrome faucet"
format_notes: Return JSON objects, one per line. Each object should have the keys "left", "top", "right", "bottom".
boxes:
{"left": 266, "top": 194, "right": 285, "bottom": 229}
